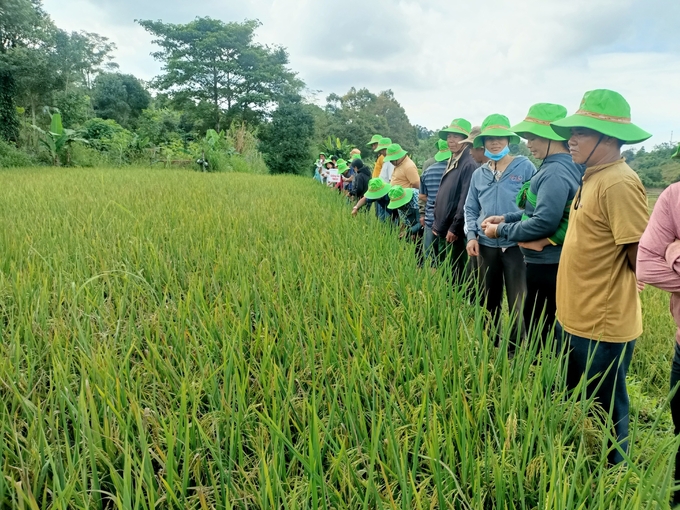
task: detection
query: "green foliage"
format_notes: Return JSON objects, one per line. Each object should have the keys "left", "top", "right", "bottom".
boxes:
{"left": 32, "top": 111, "right": 88, "bottom": 165}
{"left": 137, "top": 17, "right": 303, "bottom": 130}
{"left": 92, "top": 72, "right": 150, "bottom": 129}
{"left": 625, "top": 143, "right": 680, "bottom": 188}
{"left": 136, "top": 107, "right": 183, "bottom": 147}
{"left": 0, "top": 70, "right": 20, "bottom": 142}
{"left": 0, "top": 139, "right": 33, "bottom": 167}
{"left": 260, "top": 96, "right": 314, "bottom": 174}
{"left": 52, "top": 89, "right": 92, "bottom": 127}
{"left": 320, "top": 135, "right": 353, "bottom": 160}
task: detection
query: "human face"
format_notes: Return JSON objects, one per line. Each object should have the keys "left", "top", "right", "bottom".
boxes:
{"left": 371, "top": 143, "right": 379, "bottom": 151}
{"left": 524, "top": 134, "right": 551, "bottom": 160}
{"left": 379, "top": 149, "right": 387, "bottom": 156}
{"left": 567, "top": 127, "right": 610, "bottom": 165}
{"left": 447, "top": 133, "right": 466, "bottom": 153}
{"left": 484, "top": 136, "right": 509, "bottom": 154}
{"left": 470, "top": 147, "right": 487, "bottom": 165}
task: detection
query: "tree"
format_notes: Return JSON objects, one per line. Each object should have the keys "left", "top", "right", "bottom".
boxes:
{"left": 137, "top": 17, "right": 303, "bottom": 130}
{"left": 260, "top": 95, "right": 314, "bottom": 175}
{"left": 52, "top": 29, "right": 118, "bottom": 91}
{"left": 92, "top": 73, "right": 150, "bottom": 129}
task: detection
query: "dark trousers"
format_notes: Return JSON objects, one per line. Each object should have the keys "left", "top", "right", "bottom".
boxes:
{"left": 524, "top": 263, "right": 559, "bottom": 346}
{"left": 670, "top": 343, "right": 680, "bottom": 505}
{"left": 478, "top": 245, "right": 527, "bottom": 348}
{"left": 565, "top": 334, "right": 635, "bottom": 465}
{"left": 435, "top": 237, "right": 468, "bottom": 282}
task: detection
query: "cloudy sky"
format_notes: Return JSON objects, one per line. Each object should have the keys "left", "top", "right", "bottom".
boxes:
{"left": 43, "top": 0, "right": 680, "bottom": 147}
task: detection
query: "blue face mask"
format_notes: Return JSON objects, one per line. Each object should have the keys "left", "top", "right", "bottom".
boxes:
{"left": 484, "top": 146, "right": 510, "bottom": 161}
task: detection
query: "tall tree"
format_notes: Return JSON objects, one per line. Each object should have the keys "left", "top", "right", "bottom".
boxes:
{"left": 52, "top": 29, "right": 118, "bottom": 91}
{"left": 137, "top": 17, "right": 303, "bottom": 131}
{"left": 92, "top": 72, "right": 150, "bottom": 129}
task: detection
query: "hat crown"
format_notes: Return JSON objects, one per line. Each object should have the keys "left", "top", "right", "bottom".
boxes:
{"left": 526, "top": 103, "right": 568, "bottom": 122}
{"left": 437, "top": 139, "right": 448, "bottom": 151}
{"left": 369, "top": 134, "right": 383, "bottom": 144}
{"left": 386, "top": 143, "right": 404, "bottom": 156}
{"left": 579, "top": 89, "right": 631, "bottom": 119}
{"left": 388, "top": 186, "right": 405, "bottom": 200}
{"left": 368, "top": 178, "right": 386, "bottom": 192}
{"left": 379, "top": 137, "right": 391, "bottom": 145}
{"left": 481, "top": 114, "right": 512, "bottom": 131}
{"left": 448, "top": 118, "right": 472, "bottom": 134}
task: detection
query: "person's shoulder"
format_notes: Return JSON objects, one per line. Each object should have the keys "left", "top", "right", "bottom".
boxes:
{"left": 510, "top": 155, "right": 536, "bottom": 173}
{"left": 600, "top": 160, "right": 643, "bottom": 188}
{"left": 657, "top": 182, "right": 680, "bottom": 206}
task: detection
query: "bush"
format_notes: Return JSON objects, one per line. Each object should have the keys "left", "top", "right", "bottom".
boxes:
{"left": 260, "top": 97, "right": 314, "bottom": 175}
{"left": 69, "top": 142, "right": 107, "bottom": 168}
{"left": 0, "top": 140, "right": 34, "bottom": 167}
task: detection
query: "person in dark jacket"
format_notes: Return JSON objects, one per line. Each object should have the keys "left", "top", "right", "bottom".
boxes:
{"left": 432, "top": 118, "right": 477, "bottom": 281}
{"left": 482, "top": 103, "right": 584, "bottom": 346}
{"left": 350, "top": 159, "right": 372, "bottom": 200}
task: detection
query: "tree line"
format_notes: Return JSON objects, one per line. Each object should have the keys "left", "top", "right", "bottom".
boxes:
{"left": 0, "top": 0, "right": 677, "bottom": 186}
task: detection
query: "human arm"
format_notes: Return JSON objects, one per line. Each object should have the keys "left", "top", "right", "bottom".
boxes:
{"left": 450, "top": 163, "right": 475, "bottom": 237}
{"left": 518, "top": 238, "right": 552, "bottom": 252}
{"left": 352, "top": 197, "right": 368, "bottom": 216}
{"left": 464, "top": 171, "right": 481, "bottom": 243}
{"left": 405, "top": 162, "right": 421, "bottom": 189}
{"left": 668, "top": 240, "right": 680, "bottom": 275}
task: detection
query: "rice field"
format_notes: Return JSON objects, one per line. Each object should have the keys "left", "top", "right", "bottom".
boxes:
{"left": 0, "top": 167, "right": 677, "bottom": 509}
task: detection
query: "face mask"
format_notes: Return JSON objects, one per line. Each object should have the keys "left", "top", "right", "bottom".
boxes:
{"left": 484, "top": 146, "right": 510, "bottom": 162}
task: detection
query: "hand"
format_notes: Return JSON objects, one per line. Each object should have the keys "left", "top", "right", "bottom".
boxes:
{"left": 420, "top": 216, "right": 425, "bottom": 227}
{"left": 467, "top": 239, "right": 480, "bottom": 257}
{"left": 484, "top": 223, "right": 500, "bottom": 239}
{"left": 636, "top": 280, "right": 646, "bottom": 293}
{"left": 432, "top": 230, "right": 439, "bottom": 237}
{"left": 481, "top": 215, "right": 504, "bottom": 230}
{"left": 446, "top": 231, "right": 457, "bottom": 243}
{"left": 398, "top": 230, "right": 407, "bottom": 239}
{"left": 351, "top": 207, "right": 358, "bottom": 217}
{"left": 518, "top": 239, "right": 551, "bottom": 252}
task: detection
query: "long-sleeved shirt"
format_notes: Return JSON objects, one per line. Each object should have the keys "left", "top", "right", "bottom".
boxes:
{"left": 398, "top": 192, "right": 423, "bottom": 235}
{"left": 373, "top": 154, "right": 385, "bottom": 178}
{"left": 465, "top": 156, "right": 536, "bottom": 248}
{"left": 420, "top": 160, "right": 446, "bottom": 228}
{"left": 497, "top": 153, "right": 583, "bottom": 264}
{"left": 391, "top": 156, "right": 420, "bottom": 189}
{"left": 432, "top": 147, "right": 478, "bottom": 237}
{"left": 380, "top": 160, "right": 394, "bottom": 184}
{"left": 637, "top": 183, "right": 680, "bottom": 344}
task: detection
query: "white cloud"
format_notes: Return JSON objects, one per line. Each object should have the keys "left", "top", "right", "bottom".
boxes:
{"left": 42, "top": 0, "right": 680, "bottom": 147}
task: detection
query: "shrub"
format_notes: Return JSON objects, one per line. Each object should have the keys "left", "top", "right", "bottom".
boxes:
{"left": 0, "top": 140, "right": 34, "bottom": 167}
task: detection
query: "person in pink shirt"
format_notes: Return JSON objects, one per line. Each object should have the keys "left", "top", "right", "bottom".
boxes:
{"left": 636, "top": 157, "right": 680, "bottom": 505}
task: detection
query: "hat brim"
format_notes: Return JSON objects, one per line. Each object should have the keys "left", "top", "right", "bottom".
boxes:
{"left": 550, "top": 114, "right": 652, "bottom": 145}
{"left": 387, "top": 188, "right": 414, "bottom": 210}
{"left": 365, "top": 184, "right": 391, "bottom": 199}
{"left": 673, "top": 146, "right": 680, "bottom": 159}
{"left": 434, "top": 151, "right": 452, "bottom": 162}
{"left": 384, "top": 149, "right": 408, "bottom": 162}
{"left": 473, "top": 129, "right": 521, "bottom": 149}
{"left": 439, "top": 128, "right": 470, "bottom": 141}
{"left": 511, "top": 120, "right": 566, "bottom": 142}
{"left": 375, "top": 145, "right": 389, "bottom": 152}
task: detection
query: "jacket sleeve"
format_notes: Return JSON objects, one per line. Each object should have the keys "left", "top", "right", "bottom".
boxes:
{"left": 498, "top": 171, "right": 569, "bottom": 242}
{"left": 504, "top": 211, "right": 524, "bottom": 223}
{"left": 465, "top": 170, "right": 481, "bottom": 242}
{"left": 450, "top": 161, "right": 475, "bottom": 235}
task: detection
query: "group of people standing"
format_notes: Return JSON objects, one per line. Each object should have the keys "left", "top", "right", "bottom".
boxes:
{"left": 313, "top": 88, "right": 680, "bottom": 503}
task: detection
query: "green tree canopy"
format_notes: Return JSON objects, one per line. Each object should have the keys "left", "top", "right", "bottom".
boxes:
{"left": 92, "top": 72, "right": 151, "bottom": 129}
{"left": 137, "top": 17, "right": 303, "bottom": 131}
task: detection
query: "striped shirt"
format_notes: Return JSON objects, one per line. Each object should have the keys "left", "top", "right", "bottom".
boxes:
{"left": 419, "top": 160, "right": 446, "bottom": 228}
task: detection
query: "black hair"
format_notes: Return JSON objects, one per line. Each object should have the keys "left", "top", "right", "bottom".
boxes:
{"left": 351, "top": 158, "right": 363, "bottom": 169}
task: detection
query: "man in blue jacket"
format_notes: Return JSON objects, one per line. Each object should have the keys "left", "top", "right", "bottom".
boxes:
{"left": 465, "top": 114, "right": 536, "bottom": 352}
{"left": 482, "top": 104, "right": 584, "bottom": 346}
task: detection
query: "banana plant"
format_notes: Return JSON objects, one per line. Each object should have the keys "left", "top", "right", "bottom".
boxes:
{"left": 32, "top": 112, "right": 89, "bottom": 166}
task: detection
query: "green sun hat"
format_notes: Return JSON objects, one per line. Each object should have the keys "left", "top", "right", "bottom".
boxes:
{"left": 351, "top": 153, "right": 362, "bottom": 161}
{"left": 367, "top": 134, "right": 383, "bottom": 146}
{"left": 364, "top": 178, "right": 391, "bottom": 199}
{"left": 336, "top": 159, "right": 349, "bottom": 172}
{"left": 550, "top": 89, "right": 652, "bottom": 144}
{"left": 672, "top": 144, "right": 680, "bottom": 159}
{"left": 319, "top": 152, "right": 326, "bottom": 157}
{"left": 375, "top": 137, "right": 392, "bottom": 152}
{"left": 387, "top": 186, "right": 414, "bottom": 210}
{"left": 434, "top": 139, "right": 452, "bottom": 162}
{"left": 511, "top": 103, "right": 568, "bottom": 141}
{"left": 439, "top": 118, "right": 472, "bottom": 141}
{"left": 473, "top": 114, "right": 521, "bottom": 149}
{"left": 384, "top": 143, "right": 408, "bottom": 162}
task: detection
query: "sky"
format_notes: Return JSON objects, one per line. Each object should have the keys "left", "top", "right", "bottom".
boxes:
{"left": 42, "top": 0, "right": 680, "bottom": 148}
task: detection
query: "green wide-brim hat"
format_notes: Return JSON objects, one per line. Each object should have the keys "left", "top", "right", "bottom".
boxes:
{"left": 384, "top": 143, "right": 408, "bottom": 162}
{"left": 672, "top": 144, "right": 680, "bottom": 159}
{"left": 435, "top": 149, "right": 452, "bottom": 162}
{"left": 364, "top": 178, "right": 391, "bottom": 199}
{"left": 387, "top": 186, "right": 414, "bottom": 210}
{"left": 439, "top": 118, "right": 472, "bottom": 140}
{"left": 375, "top": 137, "right": 392, "bottom": 152}
{"left": 337, "top": 163, "right": 349, "bottom": 172}
{"left": 474, "top": 114, "right": 521, "bottom": 148}
{"left": 550, "top": 89, "right": 652, "bottom": 145}
{"left": 367, "top": 134, "right": 383, "bottom": 146}
{"left": 351, "top": 153, "right": 361, "bottom": 160}
{"left": 511, "top": 103, "right": 568, "bottom": 141}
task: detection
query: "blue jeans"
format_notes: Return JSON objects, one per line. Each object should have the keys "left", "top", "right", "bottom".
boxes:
{"left": 376, "top": 203, "right": 388, "bottom": 222}
{"left": 564, "top": 333, "right": 636, "bottom": 465}
{"left": 423, "top": 226, "right": 436, "bottom": 263}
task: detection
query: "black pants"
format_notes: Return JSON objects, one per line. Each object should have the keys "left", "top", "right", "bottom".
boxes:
{"left": 670, "top": 343, "right": 680, "bottom": 505}
{"left": 524, "top": 263, "right": 559, "bottom": 346}
{"left": 434, "top": 237, "right": 468, "bottom": 284}
{"left": 478, "top": 245, "right": 527, "bottom": 349}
